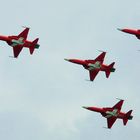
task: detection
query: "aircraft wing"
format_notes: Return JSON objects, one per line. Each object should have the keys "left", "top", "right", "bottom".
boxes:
{"left": 17, "top": 28, "right": 29, "bottom": 41}
{"left": 107, "top": 117, "right": 117, "bottom": 129}
{"left": 112, "top": 100, "right": 124, "bottom": 110}
{"left": 89, "top": 70, "right": 99, "bottom": 81}
{"left": 94, "top": 52, "right": 106, "bottom": 63}
{"left": 13, "top": 45, "right": 23, "bottom": 58}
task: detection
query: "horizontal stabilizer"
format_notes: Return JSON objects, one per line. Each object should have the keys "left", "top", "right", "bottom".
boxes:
{"left": 105, "top": 70, "right": 111, "bottom": 78}
{"left": 126, "top": 110, "right": 133, "bottom": 117}
{"left": 108, "top": 62, "right": 115, "bottom": 69}
{"left": 105, "top": 62, "right": 115, "bottom": 78}
{"left": 123, "top": 110, "right": 133, "bottom": 125}
{"left": 123, "top": 118, "right": 128, "bottom": 126}
{"left": 29, "top": 38, "right": 39, "bottom": 54}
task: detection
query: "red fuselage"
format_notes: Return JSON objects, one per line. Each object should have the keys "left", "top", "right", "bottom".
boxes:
{"left": 65, "top": 59, "right": 115, "bottom": 72}
{"left": 120, "top": 29, "right": 140, "bottom": 35}
{"left": 118, "top": 28, "right": 140, "bottom": 39}
{"left": 83, "top": 106, "right": 130, "bottom": 120}
{"left": 0, "top": 35, "right": 39, "bottom": 49}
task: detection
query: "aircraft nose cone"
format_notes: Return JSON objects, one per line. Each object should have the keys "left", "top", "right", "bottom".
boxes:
{"left": 64, "top": 58, "right": 70, "bottom": 62}
{"left": 117, "top": 28, "right": 123, "bottom": 31}
{"left": 82, "top": 106, "right": 88, "bottom": 109}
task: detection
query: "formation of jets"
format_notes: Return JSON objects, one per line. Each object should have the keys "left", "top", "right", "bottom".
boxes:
{"left": 0, "top": 27, "right": 136, "bottom": 129}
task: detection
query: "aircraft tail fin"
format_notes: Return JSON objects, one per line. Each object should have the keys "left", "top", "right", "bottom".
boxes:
{"left": 105, "top": 62, "right": 115, "bottom": 78}
{"left": 123, "top": 118, "right": 128, "bottom": 126}
{"left": 105, "top": 70, "right": 111, "bottom": 78}
{"left": 29, "top": 38, "right": 39, "bottom": 54}
{"left": 123, "top": 110, "right": 133, "bottom": 125}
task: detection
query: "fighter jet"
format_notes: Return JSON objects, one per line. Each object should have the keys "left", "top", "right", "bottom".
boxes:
{"left": 0, "top": 27, "right": 40, "bottom": 58}
{"left": 118, "top": 28, "right": 140, "bottom": 40}
{"left": 64, "top": 52, "right": 115, "bottom": 81}
{"left": 83, "top": 99, "right": 133, "bottom": 129}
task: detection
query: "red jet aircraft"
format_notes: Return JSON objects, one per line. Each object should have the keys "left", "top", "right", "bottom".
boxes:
{"left": 0, "top": 27, "right": 40, "bottom": 58}
{"left": 118, "top": 28, "right": 140, "bottom": 40}
{"left": 64, "top": 52, "right": 115, "bottom": 81}
{"left": 83, "top": 99, "right": 133, "bottom": 129}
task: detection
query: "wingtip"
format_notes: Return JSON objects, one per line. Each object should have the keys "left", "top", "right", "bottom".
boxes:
{"left": 103, "top": 127, "right": 111, "bottom": 129}
{"left": 98, "top": 50, "right": 107, "bottom": 53}
{"left": 9, "top": 56, "right": 16, "bottom": 58}
{"left": 22, "top": 26, "right": 30, "bottom": 29}
{"left": 85, "top": 79, "right": 93, "bottom": 82}
{"left": 116, "top": 98, "right": 124, "bottom": 101}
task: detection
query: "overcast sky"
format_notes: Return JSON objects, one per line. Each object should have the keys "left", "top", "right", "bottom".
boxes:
{"left": 0, "top": 0, "right": 140, "bottom": 140}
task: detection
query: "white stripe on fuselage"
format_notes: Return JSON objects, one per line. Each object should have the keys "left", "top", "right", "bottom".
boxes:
{"left": 105, "top": 109, "right": 118, "bottom": 118}
{"left": 87, "top": 61, "right": 101, "bottom": 70}
{"left": 11, "top": 37, "right": 24, "bottom": 47}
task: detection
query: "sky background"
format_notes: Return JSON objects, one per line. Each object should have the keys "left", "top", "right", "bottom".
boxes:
{"left": 0, "top": 0, "right": 140, "bottom": 140}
